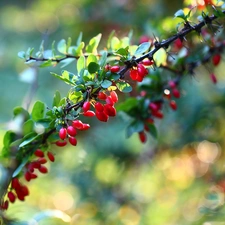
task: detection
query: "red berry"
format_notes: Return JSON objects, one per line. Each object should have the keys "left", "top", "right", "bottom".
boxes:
{"left": 210, "top": 73, "right": 217, "bottom": 84}
{"left": 174, "top": 38, "right": 183, "bottom": 49}
{"left": 149, "top": 102, "right": 158, "bottom": 112}
{"left": 130, "top": 69, "right": 138, "bottom": 80}
{"left": 31, "top": 161, "right": 41, "bottom": 169}
{"left": 82, "top": 101, "right": 90, "bottom": 112}
{"left": 59, "top": 128, "right": 67, "bottom": 140}
{"left": 137, "top": 64, "right": 148, "bottom": 77}
{"left": 110, "top": 91, "right": 118, "bottom": 103}
{"left": 95, "top": 102, "right": 104, "bottom": 112}
{"left": 139, "top": 131, "right": 147, "bottom": 143}
{"left": 98, "top": 92, "right": 107, "bottom": 100}
{"left": 104, "top": 104, "right": 116, "bottom": 117}
{"left": 38, "top": 158, "right": 47, "bottom": 164}
{"left": 105, "top": 96, "right": 114, "bottom": 106}
{"left": 69, "top": 136, "right": 77, "bottom": 146}
{"left": 1, "top": 200, "right": 9, "bottom": 210}
{"left": 172, "top": 89, "right": 180, "bottom": 98}
{"left": 139, "top": 35, "right": 149, "bottom": 44}
{"left": 80, "top": 123, "right": 90, "bottom": 130}
{"left": 67, "top": 126, "right": 77, "bottom": 136}
{"left": 34, "top": 149, "right": 44, "bottom": 158}
{"left": 83, "top": 110, "right": 96, "bottom": 117}
{"left": 169, "top": 100, "right": 177, "bottom": 110}
{"left": 168, "top": 80, "right": 176, "bottom": 89}
{"left": 21, "top": 185, "right": 29, "bottom": 196}
{"left": 8, "top": 191, "right": 16, "bottom": 203}
{"left": 152, "top": 110, "right": 164, "bottom": 119}
{"left": 72, "top": 120, "right": 84, "bottom": 129}
{"left": 30, "top": 173, "right": 38, "bottom": 179}
{"left": 142, "top": 58, "right": 154, "bottom": 66}
{"left": 136, "top": 73, "right": 144, "bottom": 82}
{"left": 96, "top": 111, "right": 109, "bottom": 122}
{"left": 55, "top": 140, "right": 67, "bottom": 147}
{"left": 104, "top": 64, "right": 111, "bottom": 71}
{"left": 24, "top": 171, "right": 31, "bottom": 182}
{"left": 11, "top": 178, "right": 20, "bottom": 189}
{"left": 47, "top": 152, "right": 55, "bottom": 162}
{"left": 110, "top": 65, "right": 120, "bottom": 73}
{"left": 212, "top": 54, "right": 221, "bottom": 66}
{"left": 38, "top": 165, "right": 48, "bottom": 174}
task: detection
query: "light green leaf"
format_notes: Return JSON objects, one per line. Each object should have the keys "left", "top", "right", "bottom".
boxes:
{"left": 57, "top": 39, "right": 67, "bottom": 54}
{"left": 134, "top": 42, "right": 151, "bottom": 56}
{"left": 18, "top": 51, "right": 26, "bottom": 59}
{"left": 77, "top": 55, "right": 85, "bottom": 74}
{"left": 31, "top": 101, "right": 45, "bottom": 121}
{"left": 13, "top": 107, "right": 30, "bottom": 120}
{"left": 87, "top": 54, "right": 98, "bottom": 65}
{"left": 52, "top": 90, "right": 61, "bottom": 107}
{"left": 153, "top": 48, "right": 167, "bottom": 67}
{"left": 76, "top": 32, "right": 83, "bottom": 46}
{"left": 86, "top": 33, "right": 102, "bottom": 53}
{"left": 117, "top": 98, "right": 138, "bottom": 112}
{"left": 116, "top": 82, "right": 132, "bottom": 93}
{"left": 3, "top": 131, "right": 16, "bottom": 148}
{"left": 23, "top": 119, "right": 34, "bottom": 135}
{"left": 99, "top": 51, "right": 108, "bottom": 67}
{"left": 107, "top": 30, "right": 115, "bottom": 49}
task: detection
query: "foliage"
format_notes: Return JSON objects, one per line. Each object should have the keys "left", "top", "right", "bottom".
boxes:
{"left": 1, "top": 0, "right": 225, "bottom": 224}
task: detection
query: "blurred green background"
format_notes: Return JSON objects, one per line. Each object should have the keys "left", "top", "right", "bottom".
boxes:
{"left": 1, "top": 0, "right": 225, "bottom": 224}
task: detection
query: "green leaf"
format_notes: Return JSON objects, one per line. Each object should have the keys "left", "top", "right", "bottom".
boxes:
{"left": 116, "top": 48, "right": 129, "bottom": 57}
{"left": 18, "top": 51, "right": 26, "bottom": 59}
{"left": 3, "top": 131, "right": 16, "bottom": 148}
{"left": 76, "top": 32, "right": 83, "bottom": 46}
{"left": 126, "top": 120, "right": 144, "bottom": 138}
{"left": 174, "top": 9, "right": 186, "bottom": 20}
{"left": 77, "top": 56, "right": 85, "bottom": 74}
{"left": 86, "top": 33, "right": 102, "bottom": 53}
{"left": 88, "top": 62, "right": 100, "bottom": 74}
{"left": 52, "top": 90, "right": 61, "bottom": 107}
{"left": 147, "top": 123, "right": 158, "bottom": 139}
{"left": 101, "top": 80, "right": 112, "bottom": 88}
{"left": 117, "top": 98, "right": 138, "bottom": 112}
{"left": 134, "top": 42, "right": 151, "bottom": 56}
{"left": 19, "top": 132, "right": 38, "bottom": 148}
{"left": 57, "top": 39, "right": 67, "bottom": 54}
{"left": 111, "top": 36, "right": 121, "bottom": 50}
{"left": 13, "top": 157, "right": 29, "bottom": 177}
{"left": 87, "top": 54, "right": 98, "bottom": 65}
{"left": 31, "top": 101, "right": 45, "bottom": 121}
{"left": 13, "top": 107, "right": 30, "bottom": 120}
{"left": 40, "top": 60, "right": 54, "bottom": 68}
{"left": 66, "top": 37, "right": 72, "bottom": 53}
{"left": 23, "top": 119, "right": 34, "bottom": 136}
{"left": 107, "top": 30, "right": 115, "bottom": 49}
{"left": 62, "top": 70, "right": 75, "bottom": 84}
{"left": 116, "top": 82, "right": 132, "bottom": 93}
{"left": 153, "top": 48, "right": 167, "bottom": 67}
{"left": 99, "top": 51, "right": 108, "bottom": 67}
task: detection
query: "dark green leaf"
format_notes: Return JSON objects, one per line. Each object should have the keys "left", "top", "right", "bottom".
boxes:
{"left": 13, "top": 107, "right": 30, "bottom": 120}
{"left": 31, "top": 101, "right": 45, "bottom": 121}
{"left": 174, "top": 9, "right": 186, "bottom": 20}
{"left": 117, "top": 98, "right": 138, "bottom": 112}
{"left": 3, "top": 131, "right": 16, "bottom": 148}
{"left": 116, "top": 48, "right": 129, "bottom": 57}
{"left": 134, "top": 42, "right": 151, "bottom": 56}
{"left": 126, "top": 120, "right": 144, "bottom": 138}
{"left": 116, "top": 82, "right": 132, "bottom": 93}
{"left": 101, "top": 80, "right": 112, "bottom": 88}
{"left": 13, "top": 157, "right": 29, "bottom": 177}
{"left": 88, "top": 62, "right": 100, "bottom": 74}
{"left": 19, "top": 132, "right": 38, "bottom": 148}
{"left": 147, "top": 123, "right": 158, "bottom": 139}
{"left": 99, "top": 51, "right": 108, "bottom": 67}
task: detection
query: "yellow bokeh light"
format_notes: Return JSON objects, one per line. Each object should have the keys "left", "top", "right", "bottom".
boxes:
{"left": 53, "top": 191, "right": 74, "bottom": 211}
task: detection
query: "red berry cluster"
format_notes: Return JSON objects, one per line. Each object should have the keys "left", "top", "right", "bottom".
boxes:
{"left": 0, "top": 178, "right": 29, "bottom": 210}
{"left": 95, "top": 90, "right": 118, "bottom": 122}
{"left": 130, "top": 63, "right": 149, "bottom": 82}
{"left": 57, "top": 120, "right": 90, "bottom": 147}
